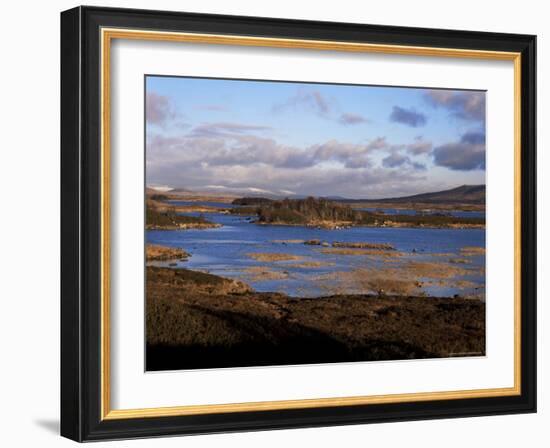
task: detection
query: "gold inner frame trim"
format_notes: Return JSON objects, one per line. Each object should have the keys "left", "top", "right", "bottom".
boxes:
{"left": 100, "top": 27, "right": 522, "bottom": 421}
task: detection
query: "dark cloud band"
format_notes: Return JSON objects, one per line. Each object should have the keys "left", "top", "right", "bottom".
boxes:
{"left": 433, "top": 131, "right": 486, "bottom": 171}
{"left": 389, "top": 106, "right": 427, "bottom": 127}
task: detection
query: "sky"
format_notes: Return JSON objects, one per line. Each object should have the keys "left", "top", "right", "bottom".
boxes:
{"left": 145, "top": 76, "right": 486, "bottom": 199}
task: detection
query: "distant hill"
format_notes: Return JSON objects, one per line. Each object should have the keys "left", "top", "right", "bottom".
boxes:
{"left": 148, "top": 184, "right": 485, "bottom": 205}
{"left": 344, "top": 185, "right": 486, "bottom": 205}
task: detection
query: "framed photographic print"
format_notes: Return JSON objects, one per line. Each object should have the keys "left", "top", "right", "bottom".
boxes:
{"left": 60, "top": 6, "right": 536, "bottom": 441}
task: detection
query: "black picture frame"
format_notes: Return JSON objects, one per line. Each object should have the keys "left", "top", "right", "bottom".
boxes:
{"left": 61, "top": 5, "right": 536, "bottom": 442}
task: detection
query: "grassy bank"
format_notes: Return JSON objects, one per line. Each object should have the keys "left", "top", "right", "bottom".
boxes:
{"left": 146, "top": 244, "right": 190, "bottom": 262}
{"left": 146, "top": 266, "right": 485, "bottom": 371}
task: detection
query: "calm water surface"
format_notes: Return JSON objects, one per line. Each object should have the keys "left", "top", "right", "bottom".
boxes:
{"left": 147, "top": 206, "right": 485, "bottom": 298}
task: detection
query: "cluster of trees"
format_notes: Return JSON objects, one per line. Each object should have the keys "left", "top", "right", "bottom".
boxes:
{"left": 256, "top": 197, "right": 369, "bottom": 224}
{"left": 231, "top": 197, "right": 273, "bottom": 206}
{"left": 230, "top": 196, "right": 485, "bottom": 227}
{"left": 149, "top": 193, "right": 169, "bottom": 201}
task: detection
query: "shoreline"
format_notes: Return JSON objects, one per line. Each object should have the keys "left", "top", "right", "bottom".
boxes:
{"left": 348, "top": 201, "right": 485, "bottom": 213}
{"left": 254, "top": 220, "right": 485, "bottom": 230}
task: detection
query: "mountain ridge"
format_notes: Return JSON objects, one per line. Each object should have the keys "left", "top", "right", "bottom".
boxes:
{"left": 147, "top": 184, "right": 486, "bottom": 205}
{"left": 337, "top": 185, "right": 485, "bottom": 205}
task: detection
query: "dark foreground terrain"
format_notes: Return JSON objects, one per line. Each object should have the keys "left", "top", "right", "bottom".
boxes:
{"left": 146, "top": 267, "right": 485, "bottom": 371}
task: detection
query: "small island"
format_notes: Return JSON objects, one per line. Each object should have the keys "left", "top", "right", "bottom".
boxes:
{"left": 146, "top": 200, "right": 221, "bottom": 230}
{"left": 231, "top": 197, "right": 484, "bottom": 229}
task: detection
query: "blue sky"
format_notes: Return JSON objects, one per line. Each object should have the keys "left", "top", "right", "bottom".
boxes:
{"left": 146, "top": 76, "right": 486, "bottom": 199}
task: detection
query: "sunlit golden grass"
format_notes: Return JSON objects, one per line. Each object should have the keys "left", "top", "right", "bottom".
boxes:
{"left": 246, "top": 252, "right": 304, "bottom": 262}
{"left": 460, "top": 246, "right": 486, "bottom": 256}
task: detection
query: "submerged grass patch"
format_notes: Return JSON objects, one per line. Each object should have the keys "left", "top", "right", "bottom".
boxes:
{"left": 246, "top": 252, "right": 304, "bottom": 262}
{"left": 309, "top": 255, "right": 482, "bottom": 298}
{"left": 319, "top": 248, "right": 405, "bottom": 257}
{"left": 460, "top": 246, "right": 486, "bottom": 256}
{"left": 288, "top": 261, "right": 336, "bottom": 268}
{"left": 244, "top": 266, "right": 290, "bottom": 281}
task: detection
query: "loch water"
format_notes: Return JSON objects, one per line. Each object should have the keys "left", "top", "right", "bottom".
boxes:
{"left": 146, "top": 207, "right": 485, "bottom": 298}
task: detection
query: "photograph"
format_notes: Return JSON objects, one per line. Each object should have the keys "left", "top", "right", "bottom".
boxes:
{"left": 56, "top": 4, "right": 537, "bottom": 442}
{"left": 144, "top": 76, "right": 487, "bottom": 371}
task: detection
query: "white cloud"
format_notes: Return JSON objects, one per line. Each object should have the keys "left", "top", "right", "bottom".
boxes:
{"left": 146, "top": 122, "right": 435, "bottom": 198}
